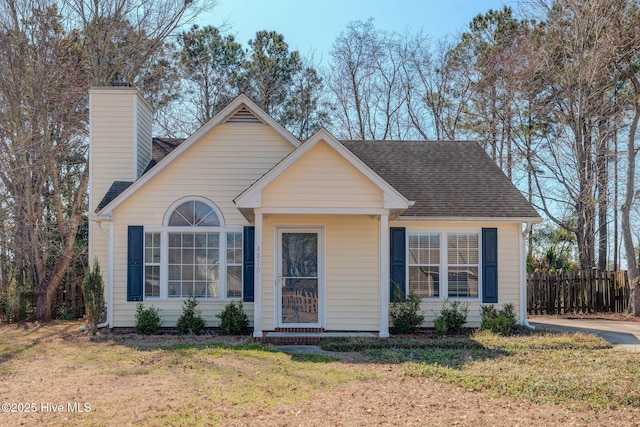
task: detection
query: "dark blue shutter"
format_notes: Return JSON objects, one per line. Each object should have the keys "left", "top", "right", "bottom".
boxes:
{"left": 243, "top": 226, "right": 255, "bottom": 302}
{"left": 389, "top": 227, "right": 406, "bottom": 302}
{"left": 127, "top": 226, "right": 144, "bottom": 302}
{"left": 482, "top": 228, "right": 498, "bottom": 303}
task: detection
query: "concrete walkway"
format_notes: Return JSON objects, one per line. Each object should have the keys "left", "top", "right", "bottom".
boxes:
{"left": 529, "top": 317, "right": 640, "bottom": 351}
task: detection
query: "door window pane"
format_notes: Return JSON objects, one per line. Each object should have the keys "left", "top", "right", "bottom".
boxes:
{"left": 281, "top": 232, "right": 319, "bottom": 324}
{"left": 281, "top": 233, "right": 317, "bottom": 277}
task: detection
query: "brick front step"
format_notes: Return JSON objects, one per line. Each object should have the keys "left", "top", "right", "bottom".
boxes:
{"left": 274, "top": 327, "right": 325, "bottom": 333}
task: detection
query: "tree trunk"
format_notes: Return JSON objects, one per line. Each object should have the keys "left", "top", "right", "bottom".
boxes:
{"left": 613, "top": 127, "right": 619, "bottom": 271}
{"left": 34, "top": 166, "right": 89, "bottom": 321}
{"left": 35, "top": 285, "right": 57, "bottom": 321}
{"left": 596, "top": 119, "right": 608, "bottom": 271}
{"left": 622, "top": 106, "right": 640, "bottom": 315}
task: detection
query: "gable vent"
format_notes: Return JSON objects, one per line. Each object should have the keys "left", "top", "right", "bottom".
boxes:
{"left": 225, "top": 106, "right": 263, "bottom": 124}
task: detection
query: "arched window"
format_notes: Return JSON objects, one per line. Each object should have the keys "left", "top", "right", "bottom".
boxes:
{"left": 168, "top": 200, "right": 220, "bottom": 227}
{"left": 144, "top": 198, "right": 242, "bottom": 300}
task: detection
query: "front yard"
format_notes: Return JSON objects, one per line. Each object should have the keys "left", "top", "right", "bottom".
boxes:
{"left": 1, "top": 321, "right": 639, "bottom": 426}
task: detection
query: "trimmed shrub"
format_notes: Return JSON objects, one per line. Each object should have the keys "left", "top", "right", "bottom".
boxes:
{"left": 83, "top": 260, "right": 105, "bottom": 335}
{"left": 176, "top": 295, "right": 206, "bottom": 335}
{"left": 389, "top": 285, "right": 425, "bottom": 334}
{"left": 135, "top": 303, "right": 161, "bottom": 335}
{"left": 480, "top": 303, "right": 517, "bottom": 335}
{"left": 217, "top": 301, "right": 250, "bottom": 335}
{"left": 432, "top": 300, "right": 469, "bottom": 336}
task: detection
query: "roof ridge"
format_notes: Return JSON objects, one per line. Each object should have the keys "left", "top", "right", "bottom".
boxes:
{"left": 340, "top": 139, "right": 479, "bottom": 144}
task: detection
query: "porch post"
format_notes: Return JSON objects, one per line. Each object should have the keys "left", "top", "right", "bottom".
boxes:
{"left": 379, "top": 213, "right": 390, "bottom": 337}
{"left": 253, "top": 210, "right": 263, "bottom": 338}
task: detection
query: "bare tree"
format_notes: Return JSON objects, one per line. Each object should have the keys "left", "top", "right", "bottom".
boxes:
{"left": 524, "top": 0, "right": 620, "bottom": 271}
{"left": 62, "top": 0, "right": 207, "bottom": 85}
{"left": 452, "top": 7, "right": 526, "bottom": 177}
{"left": 402, "top": 36, "right": 473, "bottom": 140}
{"left": 328, "top": 19, "right": 409, "bottom": 140}
{"left": 0, "top": 0, "right": 205, "bottom": 321}
{"left": 608, "top": 0, "right": 640, "bottom": 314}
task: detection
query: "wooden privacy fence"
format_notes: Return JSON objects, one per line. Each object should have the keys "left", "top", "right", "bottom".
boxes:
{"left": 527, "top": 270, "right": 630, "bottom": 314}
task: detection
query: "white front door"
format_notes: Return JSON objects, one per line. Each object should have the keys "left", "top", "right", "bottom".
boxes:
{"left": 276, "top": 227, "right": 323, "bottom": 327}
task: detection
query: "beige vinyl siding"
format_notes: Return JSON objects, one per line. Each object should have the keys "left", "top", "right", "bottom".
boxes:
{"left": 89, "top": 89, "right": 140, "bottom": 281}
{"left": 90, "top": 88, "right": 154, "bottom": 307}
{"left": 261, "top": 141, "right": 384, "bottom": 209}
{"left": 117, "top": 124, "right": 295, "bottom": 227}
{"left": 261, "top": 220, "right": 276, "bottom": 330}
{"left": 109, "top": 123, "right": 294, "bottom": 327}
{"left": 135, "top": 97, "right": 153, "bottom": 178}
{"left": 89, "top": 90, "right": 136, "bottom": 213}
{"left": 261, "top": 214, "right": 380, "bottom": 331}
{"left": 393, "top": 221, "right": 522, "bottom": 327}
{"left": 89, "top": 224, "right": 109, "bottom": 289}
{"left": 109, "top": 281, "right": 254, "bottom": 327}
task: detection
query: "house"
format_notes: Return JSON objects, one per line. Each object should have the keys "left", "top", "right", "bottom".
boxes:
{"left": 88, "top": 85, "right": 541, "bottom": 338}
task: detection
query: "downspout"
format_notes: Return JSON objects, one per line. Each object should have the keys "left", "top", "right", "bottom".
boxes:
{"left": 92, "top": 215, "right": 113, "bottom": 329}
{"left": 520, "top": 222, "right": 534, "bottom": 329}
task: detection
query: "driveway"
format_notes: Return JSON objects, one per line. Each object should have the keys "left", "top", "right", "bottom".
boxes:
{"left": 529, "top": 316, "right": 640, "bottom": 351}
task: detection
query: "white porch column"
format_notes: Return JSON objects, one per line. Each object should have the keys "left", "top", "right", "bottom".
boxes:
{"left": 253, "top": 211, "right": 263, "bottom": 338}
{"left": 379, "top": 213, "right": 390, "bottom": 337}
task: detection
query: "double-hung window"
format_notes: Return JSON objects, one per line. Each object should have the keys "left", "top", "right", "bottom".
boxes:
{"left": 144, "top": 232, "right": 161, "bottom": 297}
{"left": 226, "top": 232, "right": 243, "bottom": 298}
{"left": 143, "top": 198, "right": 242, "bottom": 300}
{"left": 407, "top": 230, "right": 480, "bottom": 299}
{"left": 408, "top": 234, "right": 440, "bottom": 298}
{"left": 447, "top": 233, "right": 479, "bottom": 298}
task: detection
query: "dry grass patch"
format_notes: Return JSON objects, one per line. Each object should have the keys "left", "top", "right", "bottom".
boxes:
{"left": 2, "top": 321, "right": 640, "bottom": 426}
{"left": 399, "top": 330, "right": 639, "bottom": 410}
{"left": 0, "top": 321, "right": 354, "bottom": 426}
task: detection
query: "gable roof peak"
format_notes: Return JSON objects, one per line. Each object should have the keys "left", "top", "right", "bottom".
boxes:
{"left": 234, "top": 127, "right": 411, "bottom": 217}
{"left": 95, "top": 93, "right": 300, "bottom": 216}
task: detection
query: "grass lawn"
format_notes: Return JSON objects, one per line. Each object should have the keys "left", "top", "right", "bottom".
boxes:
{"left": 1, "top": 321, "right": 639, "bottom": 426}
{"left": 322, "top": 331, "right": 640, "bottom": 410}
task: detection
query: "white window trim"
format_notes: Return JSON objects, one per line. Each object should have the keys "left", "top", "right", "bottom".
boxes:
{"left": 406, "top": 228, "right": 482, "bottom": 301}
{"left": 143, "top": 197, "right": 243, "bottom": 301}
{"left": 163, "top": 196, "right": 226, "bottom": 227}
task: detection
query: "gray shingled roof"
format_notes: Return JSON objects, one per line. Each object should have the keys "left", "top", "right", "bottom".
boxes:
{"left": 97, "top": 136, "right": 539, "bottom": 220}
{"left": 342, "top": 140, "right": 540, "bottom": 219}
{"left": 96, "top": 138, "right": 185, "bottom": 212}
{"left": 96, "top": 181, "right": 133, "bottom": 212}
{"left": 152, "top": 137, "right": 184, "bottom": 163}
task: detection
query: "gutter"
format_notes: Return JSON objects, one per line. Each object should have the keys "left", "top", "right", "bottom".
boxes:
{"left": 520, "top": 221, "right": 535, "bottom": 329}
{"left": 89, "top": 214, "right": 113, "bottom": 329}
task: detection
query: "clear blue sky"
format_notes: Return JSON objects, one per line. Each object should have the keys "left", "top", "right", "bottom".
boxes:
{"left": 196, "top": 0, "right": 511, "bottom": 63}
